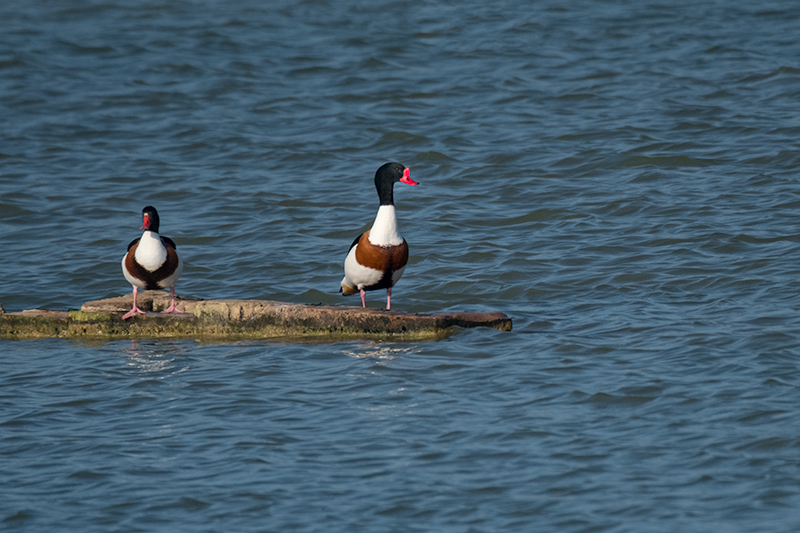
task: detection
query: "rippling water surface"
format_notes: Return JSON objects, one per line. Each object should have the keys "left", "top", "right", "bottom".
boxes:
{"left": 2, "top": 1, "right": 800, "bottom": 531}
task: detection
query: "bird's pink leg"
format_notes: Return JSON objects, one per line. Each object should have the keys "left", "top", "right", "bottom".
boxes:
{"left": 386, "top": 287, "right": 392, "bottom": 310}
{"left": 122, "top": 287, "right": 146, "bottom": 320}
{"left": 160, "top": 286, "right": 180, "bottom": 314}
{"left": 360, "top": 288, "right": 366, "bottom": 308}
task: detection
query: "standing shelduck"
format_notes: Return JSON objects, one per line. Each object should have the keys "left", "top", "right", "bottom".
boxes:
{"left": 121, "top": 206, "right": 183, "bottom": 319}
{"left": 340, "top": 162, "right": 418, "bottom": 309}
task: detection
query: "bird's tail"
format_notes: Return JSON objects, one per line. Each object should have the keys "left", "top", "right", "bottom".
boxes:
{"left": 340, "top": 281, "right": 358, "bottom": 296}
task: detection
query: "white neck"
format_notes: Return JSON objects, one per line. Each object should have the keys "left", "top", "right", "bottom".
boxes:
{"left": 135, "top": 231, "right": 167, "bottom": 270}
{"left": 368, "top": 205, "right": 403, "bottom": 246}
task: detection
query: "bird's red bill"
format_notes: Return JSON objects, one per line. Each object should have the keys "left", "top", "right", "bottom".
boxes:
{"left": 400, "top": 167, "right": 418, "bottom": 186}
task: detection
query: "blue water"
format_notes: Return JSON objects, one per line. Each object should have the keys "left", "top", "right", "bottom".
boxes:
{"left": 2, "top": 1, "right": 800, "bottom": 531}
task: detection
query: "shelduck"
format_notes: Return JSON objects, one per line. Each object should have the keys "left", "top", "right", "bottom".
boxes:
{"left": 121, "top": 206, "right": 183, "bottom": 319}
{"left": 340, "top": 162, "right": 418, "bottom": 309}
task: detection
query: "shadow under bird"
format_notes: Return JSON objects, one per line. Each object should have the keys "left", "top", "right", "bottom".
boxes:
{"left": 340, "top": 162, "right": 418, "bottom": 310}
{"left": 121, "top": 206, "right": 183, "bottom": 319}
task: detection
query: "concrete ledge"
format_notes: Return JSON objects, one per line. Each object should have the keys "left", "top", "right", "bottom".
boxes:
{"left": 0, "top": 292, "right": 512, "bottom": 341}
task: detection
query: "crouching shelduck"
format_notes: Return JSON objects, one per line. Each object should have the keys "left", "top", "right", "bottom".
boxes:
{"left": 340, "top": 162, "right": 418, "bottom": 310}
{"left": 121, "top": 206, "right": 183, "bottom": 319}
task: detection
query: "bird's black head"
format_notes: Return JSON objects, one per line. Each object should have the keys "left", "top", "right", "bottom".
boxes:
{"left": 374, "top": 162, "right": 418, "bottom": 205}
{"left": 140, "top": 206, "right": 161, "bottom": 233}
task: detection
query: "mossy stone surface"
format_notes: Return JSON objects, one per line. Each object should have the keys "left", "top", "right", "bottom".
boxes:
{"left": 1, "top": 293, "right": 512, "bottom": 341}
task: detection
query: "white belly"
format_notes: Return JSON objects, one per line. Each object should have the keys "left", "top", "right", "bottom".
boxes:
{"left": 341, "top": 244, "right": 382, "bottom": 290}
{"left": 135, "top": 231, "right": 167, "bottom": 271}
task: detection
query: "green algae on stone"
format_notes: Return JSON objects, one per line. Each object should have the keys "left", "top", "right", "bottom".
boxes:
{"left": 1, "top": 293, "right": 512, "bottom": 341}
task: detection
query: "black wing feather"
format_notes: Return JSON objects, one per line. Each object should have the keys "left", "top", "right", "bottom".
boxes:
{"left": 160, "top": 236, "right": 177, "bottom": 249}
{"left": 126, "top": 237, "right": 140, "bottom": 251}
{"left": 348, "top": 233, "right": 363, "bottom": 252}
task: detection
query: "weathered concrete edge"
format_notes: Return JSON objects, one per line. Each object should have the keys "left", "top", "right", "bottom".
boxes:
{"left": 0, "top": 296, "right": 512, "bottom": 341}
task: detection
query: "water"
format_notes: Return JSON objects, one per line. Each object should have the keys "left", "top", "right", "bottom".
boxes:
{"left": 2, "top": 0, "right": 800, "bottom": 531}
